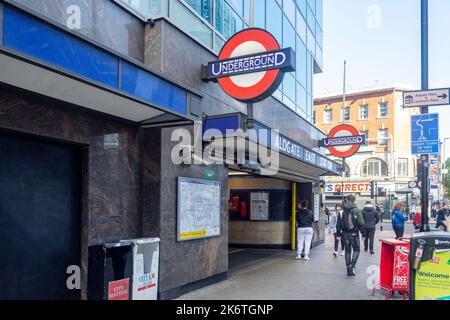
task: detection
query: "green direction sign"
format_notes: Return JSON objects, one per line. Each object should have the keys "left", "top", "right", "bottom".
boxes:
{"left": 204, "top": 169, "right": 215, "bottom": 180}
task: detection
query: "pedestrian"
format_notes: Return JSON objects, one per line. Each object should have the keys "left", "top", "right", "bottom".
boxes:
{"left": 325, "top": 206, "right": 330, "bottom": 225}
{"left": 392, "top": 201, "right": 408, "bottom": 239}
{"left": 413, "top": 211, "right": 421, "bottom": 231}
{"left": 362, "top": 201, "right": 380, "bottom": 255}
{"left": 329, "top": 204, "right": 345, "bottom": 257}
{"left": 296, "top": 200, "right": 314, "bottom": 260}
{"left": 435, "top": 204, "right": 448, "bottom": 232}
{"left": 431, "top": 207, "right": 437, "bottom": 219}
{"left": 337, "top": 195, "right": 366, "bottom": 276}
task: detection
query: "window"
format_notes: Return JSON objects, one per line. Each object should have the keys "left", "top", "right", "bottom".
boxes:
{"left": 283, "top": 16, "right": 296, "bottom": 49}
{"left": 283, "top": 0, "right": 296, "bottom": 25}
{"left": 323, "top": 109, "right": 333, "bottom": 124}
{"left": 361, "top": 130, "right": 369, "bottom": 145}
{"left": 397, "top": 159, "right": 409, "bottom": 177}
{"left": 378, "top": 129, "right": 389, "bottom": 146}
{"left": 185, "top": 0, "right": 213, "bottom": 23}
{"left": 359, "top": 104, "right": 369, "bottom": 120}
{"left": 378, "top": 102, "right": 388, "bottom": 118}
{"left": 361, "top": 158, "right": 389, "bottom": 177}
{"left": 296, "top": 9, "right": 307, "bottom": 43}
{"left": 227, "top": 0, "right": 243, "bottom": 16}
{"left": 342, "top": 106, "right": 350, "bottom": 122}
{"left": 296, "top": 38, "right": 307, "bottom": 87}
{"left": 342, "top": 163, "right": 350, "bottom": 178}
{"left": 266, "top": 0, "right": 282, "bottom": 44}
{"left": 216, "top": 0, "right": 243, "bottom": 39}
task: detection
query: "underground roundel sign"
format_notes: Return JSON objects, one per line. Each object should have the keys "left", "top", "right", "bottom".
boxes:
{"left": 203, "top": 28, "right": 295, "bottom": 103}
{"left": 321, "top": 124, "right": 366, "bottom": 158}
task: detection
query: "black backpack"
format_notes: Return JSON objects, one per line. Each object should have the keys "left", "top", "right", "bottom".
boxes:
{"left": 341, "top": 207, "right": 358, "bottom": 232}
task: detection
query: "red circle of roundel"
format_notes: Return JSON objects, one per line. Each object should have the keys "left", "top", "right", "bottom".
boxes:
{"left": 327, "top": 124, "right": 361, "bottom": 158}
{"left": 217, "top": 28, "right": 281, "bottom": 102}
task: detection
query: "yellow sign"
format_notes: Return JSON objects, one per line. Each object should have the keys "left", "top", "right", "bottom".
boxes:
{"left": 179, "top": 230, "right": 206, "bottom": 240}
{"left": 415, "top": 251, "right": 450, "bottom": 300}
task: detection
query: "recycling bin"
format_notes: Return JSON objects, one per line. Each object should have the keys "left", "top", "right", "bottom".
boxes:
{"left": 379, "top": 238, "right": 411, "bottom": 299}
{"left": 121, "top": 238, "right": 160, "bottom": 300}
{"left": 87, "top": 242, "right": 133, "bottom": 300}
{"left": 409, "top": 231, "right": 450, "bottom": 300}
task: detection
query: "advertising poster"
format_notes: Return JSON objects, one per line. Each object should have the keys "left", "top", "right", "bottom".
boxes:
{"left": 415, "top": 250, "right": 450, "bottom": 300}
{"left": 392, "top": 245, "right": 410, "bottom": 291}
{"left": 108, "top": 278, "right": 130, "bottom": 300}
{"left": 314, "top": 194, "right": 320, "bottom": 222}
{"left": 429, "top": 154, "right": 440, "bottom": 189}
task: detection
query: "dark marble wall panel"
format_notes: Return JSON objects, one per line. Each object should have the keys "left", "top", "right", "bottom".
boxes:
{"left": 141, "top": 128, "right": 161, "bottom": 238}
{"left": 0, "top": 89, "right": 142, "bottom": 298}
{"left": 10, "top": 0, "right": 145, "bottom": 61}
{"left": 144, "top": 20, "right": 323, "bottom": 150}
{"left": 144, "top": 125, "right": 229, "bottom": 294}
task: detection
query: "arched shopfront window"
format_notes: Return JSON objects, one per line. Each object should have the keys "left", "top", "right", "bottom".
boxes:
{"left": 361, "top": 158, "right": 388, "bottom": 177}
{"left": 342, "top": 163, "right": 351, "bottom": 178}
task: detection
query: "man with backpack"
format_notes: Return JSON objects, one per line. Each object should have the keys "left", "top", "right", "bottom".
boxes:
{"left": 337, "top": 195, "right": 366, "bottom": 277}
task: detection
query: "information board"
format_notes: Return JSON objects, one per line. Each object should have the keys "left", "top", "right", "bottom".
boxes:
{"left": 177, "top": 177, "right": 221, "bottom": 241}
{"left": 313, "top": 194, "right": 320, "bottom": 222}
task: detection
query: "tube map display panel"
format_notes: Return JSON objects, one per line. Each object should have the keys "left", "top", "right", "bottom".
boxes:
{"left": 177, "top": 177, "right": 221, "bottom": 241}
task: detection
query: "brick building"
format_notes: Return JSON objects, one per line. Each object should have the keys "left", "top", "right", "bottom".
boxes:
{"left": 314, "top": 85, "right": 421, "bottom": 210}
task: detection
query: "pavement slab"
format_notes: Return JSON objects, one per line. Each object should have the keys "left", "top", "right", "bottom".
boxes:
{"left": 178, "top": 223, "right": 416, "bottom": 300}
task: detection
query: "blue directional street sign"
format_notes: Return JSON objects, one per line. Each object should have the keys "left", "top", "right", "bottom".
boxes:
{"left": 411, "top": 113, "right": 439, "bottom": 155}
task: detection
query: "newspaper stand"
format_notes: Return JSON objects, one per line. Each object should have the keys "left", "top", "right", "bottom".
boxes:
{"left": 379, "top": 238, "right": 411, "bottom": 299}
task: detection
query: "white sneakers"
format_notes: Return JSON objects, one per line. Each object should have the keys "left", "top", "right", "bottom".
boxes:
{"left": 296, "top": 255, "right": 310, "bottom": 260}
{"left": 304, "top": 256, "right": 310, "bottom": 260}
{"left": 340, "top": 251, "right": 345, "bottom": 256}
{"left": 333, "top": 251, "right": 338, "bottom": 257}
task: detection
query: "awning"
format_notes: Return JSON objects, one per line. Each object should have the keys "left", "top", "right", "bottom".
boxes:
{"left": 0, "top": 5, "right": 195, "bottom": 126}
{"left": 203, "top": 113, "right": 342, "bottom": 182}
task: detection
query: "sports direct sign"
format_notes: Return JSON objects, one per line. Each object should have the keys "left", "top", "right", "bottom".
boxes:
{"left": 203, "top": 28, "right": 295, "bottom": 103}
{"left": 321, "top": 124, "right": 365, "bottom": 158}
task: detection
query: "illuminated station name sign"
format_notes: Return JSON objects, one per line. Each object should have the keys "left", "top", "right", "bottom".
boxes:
{"left": 206, "top": 48, "right": 294, "bottom": 79}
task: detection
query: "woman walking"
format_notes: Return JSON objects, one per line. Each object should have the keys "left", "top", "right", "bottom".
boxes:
{"left": 392, "top": 201, "right": 408, "bottom": 239}
{"left": 329, "top": 204, "right": 345, "bottom": 257}
{"left": 296, "top": 200, "right": 314, "bottom": 260}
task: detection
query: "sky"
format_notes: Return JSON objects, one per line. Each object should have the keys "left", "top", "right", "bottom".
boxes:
{"left": 314, "top": 0, "right": 450, "bottom": 159}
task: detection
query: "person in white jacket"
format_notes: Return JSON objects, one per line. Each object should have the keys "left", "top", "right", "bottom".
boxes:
{"left": 329, "top": 204, "right": 345, "bottom": 257}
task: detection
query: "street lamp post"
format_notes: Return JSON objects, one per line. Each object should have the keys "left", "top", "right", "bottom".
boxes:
{"left": 420, "top": 0, "right": 431, "bottom": 232}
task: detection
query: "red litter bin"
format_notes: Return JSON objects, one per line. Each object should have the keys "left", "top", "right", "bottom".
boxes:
{"left": 379, "top": 238, "right": 410, "bottom": 299}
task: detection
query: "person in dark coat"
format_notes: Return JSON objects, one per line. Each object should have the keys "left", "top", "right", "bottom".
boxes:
{"left": 436, "top": 204, "right": 448, "bottom": 232}
{"left": 362, "top": 201, "right": 380, "bottom": 254}
{"left": 296, "top": 200, "right": 315, "bottom": 260}
{"left": 337, "top": 195, "right": 366, "bottom": 276}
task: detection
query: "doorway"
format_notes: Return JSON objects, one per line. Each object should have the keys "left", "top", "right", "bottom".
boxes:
{"left": 0, "top": 133, "right": 82, "bottom": 299}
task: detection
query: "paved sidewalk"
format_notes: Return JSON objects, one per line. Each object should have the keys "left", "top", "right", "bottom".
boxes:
{"left": 178, "top": 223, "right": 415, "bottom": 300}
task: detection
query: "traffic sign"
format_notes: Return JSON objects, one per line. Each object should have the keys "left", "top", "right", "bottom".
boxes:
{"left": 411, "top": 113, "right": 439, "bottom": 155}
{"left": 321, "top": 124, "right": 365, "bottom": 158}
{"left": 403, "top": 88, "right": 449, "bottom": 108}
{"left": 203, "top": 28, "right": 295, "bottom": 103}
{"left": 408, "top": 181, "right": 418, "bottom": 189}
